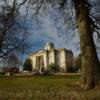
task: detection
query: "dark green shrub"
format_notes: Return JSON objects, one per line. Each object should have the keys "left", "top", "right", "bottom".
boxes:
{"left": 41, "top": 67, "right": 45, "bottom": 72}
{"left": 48, "top": 63, "right": 59, "bottom": 73}
{"left": 66, "top": 66, "right": 73, "bottom": 73}
{"left": 23, "top": 58, "right": 32, "bottom": 72}
{"left": 73, "top": 66, "right": 80, "bottom": 72}
{"left": 0, "top": 72, "right": 5, "bottom": 75}
{"left": 66, "top": 66, "right": 79, "bottom": 73}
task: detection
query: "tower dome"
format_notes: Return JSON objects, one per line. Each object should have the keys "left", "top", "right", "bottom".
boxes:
{"left": 44, "top": 40, "right": 54, "bottom": 50}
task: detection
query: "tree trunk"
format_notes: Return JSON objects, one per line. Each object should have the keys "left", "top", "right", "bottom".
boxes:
{"left": 73, "top": 0, "right": 100, "bottom": 90}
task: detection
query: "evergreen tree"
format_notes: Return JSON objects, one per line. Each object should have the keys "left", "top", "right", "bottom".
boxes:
{"left": 23, "top": 58, "right": 32, "bottom": 72}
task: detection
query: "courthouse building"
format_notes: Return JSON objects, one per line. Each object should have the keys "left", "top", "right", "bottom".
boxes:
{"left": 28, "top": 41, "right": 73, "bottom": 72}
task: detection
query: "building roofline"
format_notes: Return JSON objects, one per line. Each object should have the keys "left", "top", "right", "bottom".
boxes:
{"left": 29, "top": 47, "right": 73, "bottom": 57}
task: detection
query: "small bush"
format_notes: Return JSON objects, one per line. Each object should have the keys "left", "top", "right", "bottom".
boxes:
{"left": 42, "top": 70, "right": 51, "bottom": 75}
{"left": 73, "top": 66, "right": 80, "bottom": 72}
{"left": 66, "top": 66, "right": 73, "bottom": 73}
{"left": 0, "top": 72, "right": 5, "bottom": 75}
{"left": 66, "top": 66, "right": 79, "bottom": 73}
{"left": 41, "top": 67, "right": 45, "bottom": 72}
{"left": 48, "top": 63, "right": 59, "bottom": 73}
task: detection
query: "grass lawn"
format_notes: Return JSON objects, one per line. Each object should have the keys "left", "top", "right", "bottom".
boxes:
{"left": 0, "top": 74, "right": 100, "bottom": 100}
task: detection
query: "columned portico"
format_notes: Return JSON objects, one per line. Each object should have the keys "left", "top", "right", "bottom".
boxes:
{"left": 36, "top": 56, "right": 44, "bottom": 73}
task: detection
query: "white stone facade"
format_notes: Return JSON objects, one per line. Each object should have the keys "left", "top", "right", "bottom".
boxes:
{"left": 28, "top": 41, "right": 73, "bottom": 72}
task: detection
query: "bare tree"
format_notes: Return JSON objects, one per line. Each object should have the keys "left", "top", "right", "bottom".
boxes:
{"left": 0, "top": 0, "right": 30, "bottom": 58}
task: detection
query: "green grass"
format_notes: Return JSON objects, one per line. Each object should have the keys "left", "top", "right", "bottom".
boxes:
{"left": 0, "top": 75, "right": 100, "bottom": 100}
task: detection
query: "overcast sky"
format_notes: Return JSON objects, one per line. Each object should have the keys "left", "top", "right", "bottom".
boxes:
{"left": 18, "top": 0, "right": 100, "bottom": 58}
{"left": 21, "top": 3, "right": 81, "bottom": 57}
{"left": 1, "top": 0, "right": 98, "bottom": 58}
